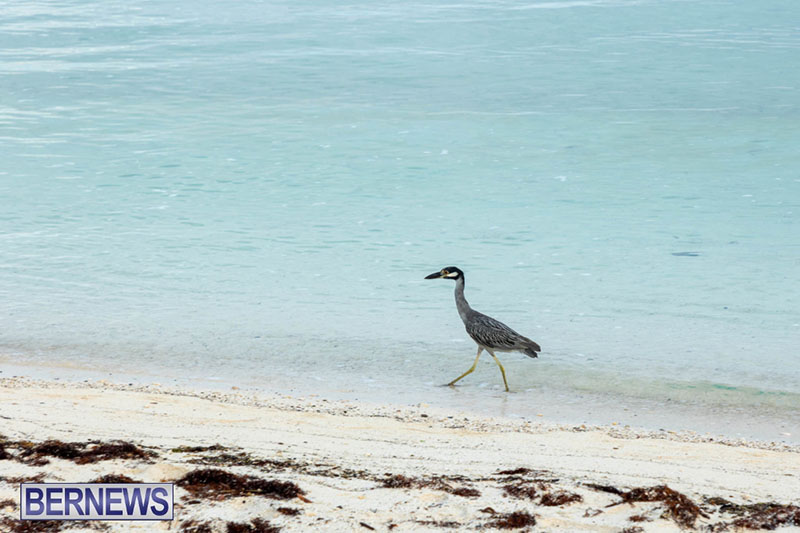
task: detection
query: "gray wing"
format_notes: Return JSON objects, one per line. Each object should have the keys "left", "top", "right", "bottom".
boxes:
{"left": 465, "top": 312, "right": 525, "bottom": 350}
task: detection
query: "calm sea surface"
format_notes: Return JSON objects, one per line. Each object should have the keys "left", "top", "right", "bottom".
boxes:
{"left": 1, "top": 0, "right": 798, "bottom": 441}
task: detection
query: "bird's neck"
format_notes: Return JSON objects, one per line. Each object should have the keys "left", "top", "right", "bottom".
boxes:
{"left": 453, "top": 277, "right": 471, "bottom": 323}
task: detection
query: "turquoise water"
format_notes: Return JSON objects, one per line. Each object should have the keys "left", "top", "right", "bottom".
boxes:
{"left": 1, "top": 0, "right": 799, "bottom": 440}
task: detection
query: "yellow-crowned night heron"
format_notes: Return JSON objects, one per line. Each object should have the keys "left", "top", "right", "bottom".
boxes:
{"left": 425, "top": 266, "right": 540, "bottom": 392}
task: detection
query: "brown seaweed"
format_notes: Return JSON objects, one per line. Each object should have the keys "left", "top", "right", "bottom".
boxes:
{"left": 4, "top": 473, "right": 46, "bottom": 484}
{"left": 179, "top": 520, "right": 215, "bottom": 533}
{"left": 176, "top": 468, "right": 303, "bottom": 501}
{"left": 76, "top": 441, "right": 154, "bottom": 464}
{"left": 415, "top": 520, "right": 462, "bottom": 528}
{"left": 15, "top": 439, "right": 154, "bottom": 465}
{"left": 502, "top": 482, "right": 541, "bottom": 501}
{"left": 539, "top": 490, "right": 583, "bottom": 506}
{"left": 19, "top": 440, "right": 84, "bottom": 464}
{"left": 495, "top": 467, "right": 558, "bottom": 483}
{"left": 225, "top": 518, "right": 281, "bottom": 533}
{"left": 380, "top": 473, "right": 480, "bottom": 498}
{"left": 496, "top": 467, "right": 535, "bottom": 476}
{"left": 707, "top": 501, "right": 800, "bottom": 531}
{"left": 172, "top": 444, "right": 228, "bottom": 453}
{"left": 0, "top": 517, "right": 91, "bottom": 533}
{"left": 587, "top": 483, "right": 705, "bottom": 528}
{"left": 88, "top": 474, "right": 138, "bottom": 483}
{"left": 485, "top": 511, "right": 537, "bottom": 529}
{"left": 0, "top": 498, "right": 17, "bottom": 509}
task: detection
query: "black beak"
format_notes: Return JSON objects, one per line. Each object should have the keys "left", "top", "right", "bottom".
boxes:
{"left": 425, "top": 271, "right": 443, "bottom": 280}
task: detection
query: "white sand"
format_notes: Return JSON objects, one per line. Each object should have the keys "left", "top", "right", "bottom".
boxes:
{"left": 1, "top": 378, "right": 798, "bottom": 532}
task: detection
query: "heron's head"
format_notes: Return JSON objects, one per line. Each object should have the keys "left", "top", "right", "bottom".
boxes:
{"left": 425, "top": 266, "right": 463, "bottom": 281}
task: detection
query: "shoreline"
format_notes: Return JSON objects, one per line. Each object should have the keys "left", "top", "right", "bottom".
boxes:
{"left": 1, "top": 376, "right": 798, "bottom": 454}
{"left": 3, "top": 355, "right": 798, "bottom": 448}
{"left": 1, "top": 377, "right": 799, "bottom": 531}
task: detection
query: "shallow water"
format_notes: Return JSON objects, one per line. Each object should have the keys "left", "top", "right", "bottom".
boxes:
{"left": 1, "top": 0, "right": 799, "bottom": 441}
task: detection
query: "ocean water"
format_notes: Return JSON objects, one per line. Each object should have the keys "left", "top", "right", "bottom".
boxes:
{"left": 1, "top": 0, "right": 798, "bottom": 441}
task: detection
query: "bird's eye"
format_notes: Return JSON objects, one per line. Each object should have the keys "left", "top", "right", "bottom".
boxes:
{"left": 441, "top": 270, "right": 448, "bottom": 276}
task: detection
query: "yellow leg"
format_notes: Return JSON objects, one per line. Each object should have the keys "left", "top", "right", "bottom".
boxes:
{"left": 488, "top": 349, "right": 510, "bottom": 392}
{"left": 448, "top": 347, "right": 483, "bottom": 387}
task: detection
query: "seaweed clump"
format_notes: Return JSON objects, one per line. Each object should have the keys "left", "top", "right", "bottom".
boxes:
{"left": 381, "top": 474, "right": 480, "bottom": 498}
{"left": 587, "top": 484, "right": 705, "bottom": 529}
{"left": 77, "top": 441, "right": 154, "bottom": 464}
{"left": 705, "top": 500, "right": 800, "bottom": 531}
{"left": 176, "top": 468, "right": 303, "bottom": 501}
{"left": 499, "top": 470, "right": 581, "bottom": 507}
{"left": 16, "top": 439, "right": 154, "bottom": 465}
{"left": 20, "top": 440, "right": 84, "bottom": 464}
{"left": 172, "top": 444, "right": 228, "bottom": 453}
{"left": 0, "top": 517, "right": 73, "bottom": 532}
{"left": 179, "top": 520, "right": 214, "bottom": 533}
{"left": 0, "top": 498, "right": 17, "bottom": 510}
{"left": 414, "top": 520, "right": 462, "bottom": 528}
{"left": 727, "top": 505, "right": 800, "bottom": 530}
{"left": 485, "top": 511, "right": 537, "bottom": 529}
{"left": 502, "top": 481, "right": 542, "bottom": 501}
{"left": 539, "top": 490, "right": 583, "bottom": 506}
{"left": 89, "top": 474, "right": 137, "bottom": 483}
{"left": 225, "top": 518, "right": 281, "bottom": 533}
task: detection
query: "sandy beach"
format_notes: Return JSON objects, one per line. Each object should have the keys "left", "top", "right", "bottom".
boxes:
{"left": 1, "top": 377, "right": 799, "bottom": 532}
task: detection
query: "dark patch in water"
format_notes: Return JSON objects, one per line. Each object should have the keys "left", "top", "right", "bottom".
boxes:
{"left": 672, "top": 251, "right": 700, "bottom": 257}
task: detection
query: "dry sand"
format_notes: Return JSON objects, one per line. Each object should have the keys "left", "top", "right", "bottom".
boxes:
{"left": 1, "top": 377, "right": 798, "bottom": 532}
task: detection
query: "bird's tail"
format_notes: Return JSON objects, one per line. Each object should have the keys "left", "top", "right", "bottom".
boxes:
{"left": 521, "top": 337, "right": 541, "bottom": 358}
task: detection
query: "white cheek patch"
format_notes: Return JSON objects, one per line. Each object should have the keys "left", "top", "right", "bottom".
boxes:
{"left": 444, "top": 271, "right": 459, "bottom": 278}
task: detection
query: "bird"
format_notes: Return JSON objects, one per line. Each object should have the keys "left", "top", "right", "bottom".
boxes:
{"left": 424, "top": 266, "right": 540, "bottom": 392}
